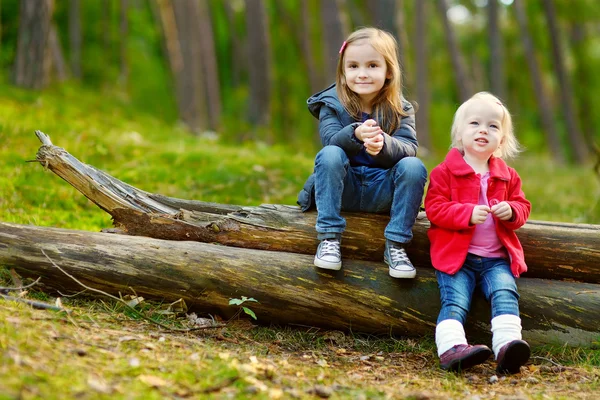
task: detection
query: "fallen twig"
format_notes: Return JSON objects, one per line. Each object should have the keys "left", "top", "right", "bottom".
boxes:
{"left": 0, "top": 277, "right": 42, "bottom": 293}
{"left": 41, "top": 249, "right": 224, "bottom": 332}
{"left": 1, "top": 293, "right": 66, "bottom": 312}
{"left": 531, "top": 356, "right": 565, "bottom": 368}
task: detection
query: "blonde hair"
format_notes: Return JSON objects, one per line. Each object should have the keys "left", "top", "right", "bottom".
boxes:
{"left": 450, "top": 92, "right": 521, "bottom": 159}
{"left": 336, "top": 27, "right": 407, "bottom": 134}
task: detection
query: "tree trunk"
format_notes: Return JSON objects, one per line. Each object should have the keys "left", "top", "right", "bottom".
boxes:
{"left": 513, "top": 0, "right": 565, "bottom": 164}
{"left": 151, "top": 0, "right": 186, "bottom": 125}
{"left": 48, "top": 23, "right": 67, "bottom": 81}
{"left": 223, "top": 0, "right": 243, "bottom": 88}
{"left": 301, "top": 0, "right": 321, "bottom": 95}
{"left": 488, "top": 0, "right": 504, "bottom": 100}
{"left": 31, "top": 131, "right": 600, "bottom": 285}
{"left": 69, "top": 0, "right": 82, "bottom": 79}
{"left": 172, "top": 0, "right": 208, "bottom": 133}
{"left": 436, "top": 0, "right": 472, "bottom": 102}
{"left": 197, "top": 0, "right": 221, "bottom": 130}
{"left": 414, "top": 0, "right": 431, "bottom": 152}
{"left": 2, "top": 221, "right": 599, "bottom": 347}
{"left": 13, "top": 0, "right": 54, "bottom": 89}
{"left": 371, "top": 0, "right": 396, "bottom": 34}
{"left": 320, "top": 0, "right": 346, "bottom": 84}
{"left": 244, "top": 0, "right": 272, "bottom": 129}
{"left": 395, "top": 0, "right": 411, "bottom": 92}
{"left": 541, "top": 0, "right": 589, "bottom": 164}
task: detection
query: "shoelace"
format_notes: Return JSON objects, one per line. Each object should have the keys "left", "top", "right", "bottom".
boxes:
{"left": 388, "top": 246, "right": 409, "bottom": 264}
{"left": 319, "top": 240, "right": 341, "bottom": 257}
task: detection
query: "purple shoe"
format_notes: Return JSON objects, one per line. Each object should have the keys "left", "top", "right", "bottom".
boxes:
{"left": 439, "top": 344, "right": 492, "bottom": 372}
{"left": 496, "top": 340, "right": 530, "bottom": 374}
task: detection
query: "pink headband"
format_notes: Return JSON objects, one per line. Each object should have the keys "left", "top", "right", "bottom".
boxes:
{"left": 338, "top": 41, "right": 347, "bottom": 54}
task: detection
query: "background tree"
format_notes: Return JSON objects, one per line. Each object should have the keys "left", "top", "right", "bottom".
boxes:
{"left": 197, "top": 0, "right": 221, "bottom": 130}
{"left": 542, "top": 0, "right": 589, "bottom": 163}
{"left": 320, "top": 0, "right": 346, "bottom": 84}
{"left": 245, "top": 0, "right": 272, "bottom": 131}
{"left": 2, "top": 0, "right": 599, "bottom": 164}
{"left": 488, "top": 0, "right": 504, "bottom": 100}
{"left": 13, "top": 0, "right": 54, "bottom": 89}
{"left": 513, "top": 0, "right": 564, "bottom": 163}
{"left": 437, "top": 0, "right": 472, "bottom": 102}
{"left": 414, "top": 0, "right": 430, "bottom": 152}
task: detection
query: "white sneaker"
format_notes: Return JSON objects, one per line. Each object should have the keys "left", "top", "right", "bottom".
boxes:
{"left": 314, "top": 239, "right": 342, "bottom": 270}
{"left": 384, "top": 240, "right": 416, "bottom": 279}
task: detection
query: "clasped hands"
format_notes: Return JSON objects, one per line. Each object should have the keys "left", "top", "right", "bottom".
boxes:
{"left": 470, "top": 202, "right": 513, "bottom": 224}
{"left": 355, "top": 119, "right": 384, "bottom": 156}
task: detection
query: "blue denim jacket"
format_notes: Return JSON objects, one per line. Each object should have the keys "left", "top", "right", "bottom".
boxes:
{"left": 297, "top": 84, "right": 419, "bottom": 211}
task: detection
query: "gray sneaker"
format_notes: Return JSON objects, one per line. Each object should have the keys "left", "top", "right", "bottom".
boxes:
{"left": 314, "top": 239, "right": 342, "bottom": 270}
{"left": 384, "top": 240, "right": 416, "bottom": 278}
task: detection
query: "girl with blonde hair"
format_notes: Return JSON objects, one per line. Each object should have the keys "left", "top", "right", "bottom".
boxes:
{"left": 425, "top": 92, "right": 531, "bottom": 373}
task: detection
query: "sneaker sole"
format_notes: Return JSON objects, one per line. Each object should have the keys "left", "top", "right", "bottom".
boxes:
{"left": 314, "top": 256, "right": 342, "bottom": 271}
{"left": 384, "top": 257, "right": 416, "bottom": 279}
{"left": 496, "top": 341, "right": 530, "bottom": 374}
{"left": 442, "top": 347, "right": 493, "bottom": 372}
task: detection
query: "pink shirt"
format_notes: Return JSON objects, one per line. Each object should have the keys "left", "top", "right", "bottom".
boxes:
{"left": 468, "top": 172, "right": 507, "bottom": 259}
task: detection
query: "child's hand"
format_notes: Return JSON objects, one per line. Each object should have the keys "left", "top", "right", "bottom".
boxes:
{"left": 355, "top": 119, "right": 383, "bottom": 142}
{"left": 470, "top": 205, "right": 491, "bottom": 225}
{"left": 364, "top": 133, "right": 384, "bottom": 155}
{"left": 491, "top": 201, "right": 513, "bottom": 221}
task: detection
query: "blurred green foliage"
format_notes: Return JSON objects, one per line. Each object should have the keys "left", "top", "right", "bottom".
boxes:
{"left": 0, "top": 0, "right": 598, "bottom": 230}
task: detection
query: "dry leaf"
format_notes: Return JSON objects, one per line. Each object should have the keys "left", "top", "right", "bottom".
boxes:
{"left": 139, "top": 375, "right": 168, "bottom": 387}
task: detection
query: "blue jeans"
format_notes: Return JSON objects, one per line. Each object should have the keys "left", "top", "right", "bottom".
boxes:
{"left": 436, "top": 254, "right": 520, "bottom": 324}
{"left": 313, "top": 145, "right": 427, "bottom": 243}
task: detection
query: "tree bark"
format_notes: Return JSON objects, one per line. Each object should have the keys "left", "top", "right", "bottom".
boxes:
{"left": 172, "top": 0, "right": 209, "bottom": 133}
{"left": 244, "top": 0, "right": 272, "bottom": 129}
{"left": 48, "top": 23, "right": 67, "bottom": 81}
{"left": 541, "top": 0, "right": 589, "bottom": 164}
{"left": 395, "top": 0, "right": 411, "bottom": 92}
{"left": 513, "top": 0, "right": 565, "bottom": 164}
{"left": 414, "top": 0, "right": 431, "bottom": 152}
{"left": 488, "top": 0, "right": 504, "bottom": 100}
{"left": 320, "top": 0, "right": 346, "bottom": 84}
{"left": 436, "top": 0, "right": 472, "bottom": 102}
{"left": 1, "top": 221, "right": 598, "bottom": 347}
{"left": 13, "top": 0, "right": 54, "bottom": 89}
{"left": 197, "top": 0, "right": 221, "bottom": 130}
{"left": 31, "top": 131, "right": 600, "bottom": 285}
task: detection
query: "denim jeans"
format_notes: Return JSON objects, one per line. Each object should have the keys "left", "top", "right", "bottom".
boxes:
{"left": 313, "top": 145, "right": 427, "bottom": 243}
{"left": 436, "top": 254, "right": 520, "bottom": 325}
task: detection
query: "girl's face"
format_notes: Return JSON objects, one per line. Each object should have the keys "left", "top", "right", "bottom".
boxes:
{"left": 458, "top": 99, "right": 505, "bottom": 161}
{"left": 342, "top": 40, "right": 390, "bottom": 110}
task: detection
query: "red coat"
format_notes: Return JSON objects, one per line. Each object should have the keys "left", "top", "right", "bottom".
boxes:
{"left": 424, "top": 148, "right": 531, "bottom": 277}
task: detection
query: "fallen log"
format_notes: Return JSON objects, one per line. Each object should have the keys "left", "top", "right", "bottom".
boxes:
{"left": 33, "top": 131, "right": 600, "bottom": 284}
{"left": 1, "top": 221, "right": 598, "bottom": 347}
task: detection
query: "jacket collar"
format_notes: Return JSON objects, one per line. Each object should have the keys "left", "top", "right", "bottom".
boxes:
{"left": 307, "top": 83, "right": 343, "bottom": 119}
{"left": 445, "top": 148, "right": 510, "bottom": 180}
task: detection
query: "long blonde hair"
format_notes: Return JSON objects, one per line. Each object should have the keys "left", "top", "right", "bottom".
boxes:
{"left": 336, "top": 27, "right": 407, "bottom": 134}
{"left": 451, "top": 92, "right": 521, "bottom": 159}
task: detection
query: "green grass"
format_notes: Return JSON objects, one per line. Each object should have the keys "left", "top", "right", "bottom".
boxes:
{"left": 1, "top": 82, "right": 599, "bottom": 399}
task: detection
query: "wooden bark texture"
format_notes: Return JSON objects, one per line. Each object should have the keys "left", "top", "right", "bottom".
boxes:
{"left": 1, "top": 221, "right": 599, "bottom": 347}
{"left": 33, "top": 131, "right": 600, "bottom": 284}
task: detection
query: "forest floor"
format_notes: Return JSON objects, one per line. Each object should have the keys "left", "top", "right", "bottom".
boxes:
{"left": 1, "top": 291, "right": 598, "bottom": 400}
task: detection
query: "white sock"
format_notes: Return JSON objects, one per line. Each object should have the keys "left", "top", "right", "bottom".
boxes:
{"left": 491, "top": 314, "right": 522, "bottom": 358}
{"left": 436, "top": 319, "right": 467, "bottom": 357}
